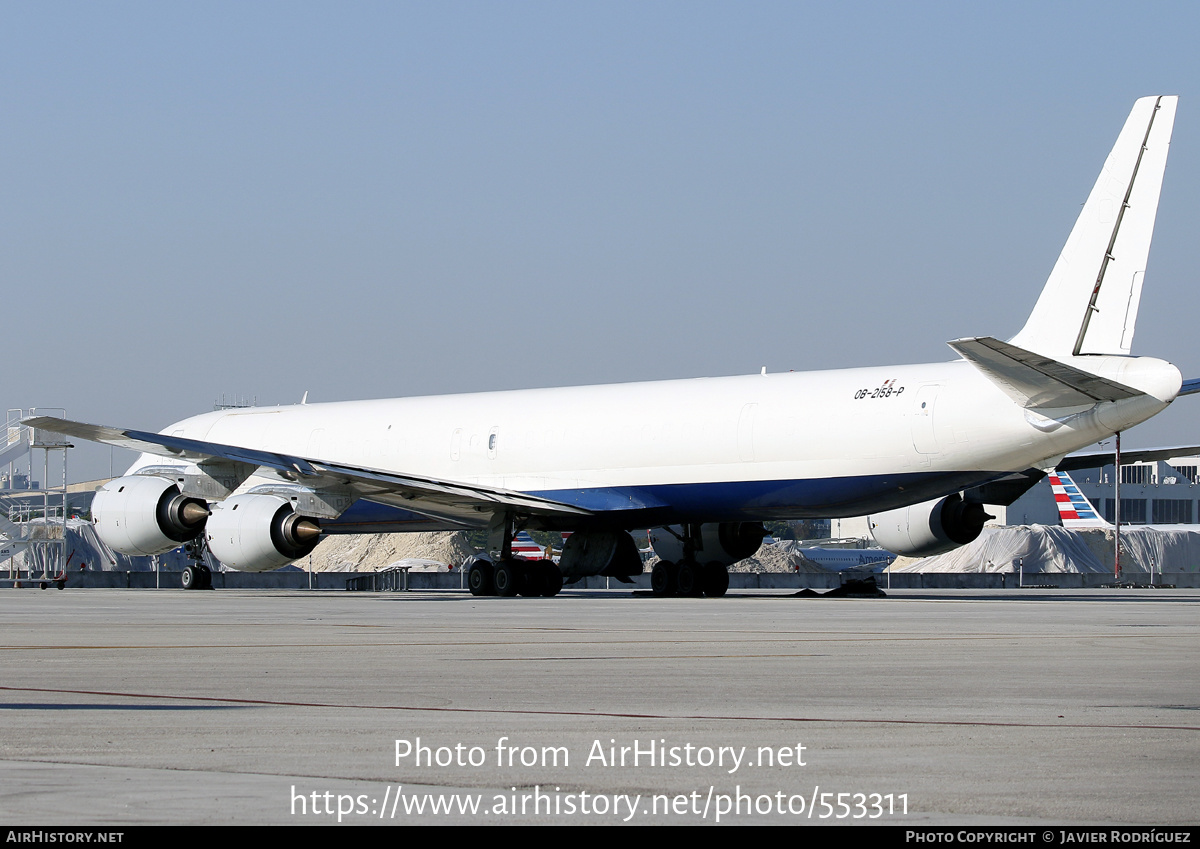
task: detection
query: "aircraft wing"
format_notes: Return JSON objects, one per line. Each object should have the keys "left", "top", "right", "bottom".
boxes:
{"left": 21, "top": 415, "right": 593, "bottom": 520}
{"left": 1058, "top": 445, "right": 1200, "bottom": 472}
{"left": 1178, "top": 378, "right": 1200, "bottom": 397}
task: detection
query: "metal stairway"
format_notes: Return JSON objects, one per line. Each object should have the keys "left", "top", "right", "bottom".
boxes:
{"left": 0, "top": 411, "right": 31, "bottom": 469}
{"left": 1, "top": 409, "right": 70, "bottom": 585}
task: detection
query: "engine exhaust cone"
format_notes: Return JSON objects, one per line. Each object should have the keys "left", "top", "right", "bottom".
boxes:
{"left": 293, "top": 519, "right": 322, "bottom": 541}
{"left": 180, "top": 502, "right": 210, "bottom": 526}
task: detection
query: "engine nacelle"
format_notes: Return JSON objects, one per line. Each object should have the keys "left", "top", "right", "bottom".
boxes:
{"left": 92, "top": 475, "right": 209, "bottom": 556}
{"left": 205, "top": 494, "right": 322, "bottom": 572}
{"left": 649, "top": 522, "right": 766, "bottom": 566}
{"left": 868, "top": 494, "right": 991, "bottom": 557}
{"left": 558, "top": 530, "right": 642, "bottom": 581}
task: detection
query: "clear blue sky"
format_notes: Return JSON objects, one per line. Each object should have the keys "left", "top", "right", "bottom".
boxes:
{"left": 3, "top": 2, "right": 1198, "bottom": 480}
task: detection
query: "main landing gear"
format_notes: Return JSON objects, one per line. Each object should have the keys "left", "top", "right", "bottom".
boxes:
{"left": 650, "top": 559, "right": 729, "bottom": 597}
{"left": 467, "top": 513, "right": 563, "bottom": 598}
{"left": 468, "top": 558, "right": 563, "bottom": 598}
{"left": 649, "top": 523, "right": 731, "bottom": 597}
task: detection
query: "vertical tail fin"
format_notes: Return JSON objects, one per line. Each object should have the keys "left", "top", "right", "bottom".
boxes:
{"left": 1010, "top": 96, "right": 1177, "bottom": 358}
{"left": 1048, "top": 471, "right": 1111, "bottom": 529}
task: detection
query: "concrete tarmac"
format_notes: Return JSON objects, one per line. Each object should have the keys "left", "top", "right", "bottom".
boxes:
{"left": 1, "top": 587, "right": 1197, "bottom": 825}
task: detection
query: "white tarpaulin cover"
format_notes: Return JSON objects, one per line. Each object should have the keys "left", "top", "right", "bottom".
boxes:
{"left": 889, "top": 525, "right": 1200, "bottom": 574}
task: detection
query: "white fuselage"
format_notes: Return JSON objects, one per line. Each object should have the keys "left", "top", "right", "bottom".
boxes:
{"left": 129, "top": 353, "right": 1180, "bottom": 530}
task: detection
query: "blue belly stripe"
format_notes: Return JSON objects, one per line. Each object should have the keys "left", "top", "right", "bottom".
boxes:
{"left": 324, "top": 469, "right": 1006, "bottom": 531}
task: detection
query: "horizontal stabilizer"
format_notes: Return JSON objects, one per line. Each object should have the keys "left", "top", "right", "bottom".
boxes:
{"left": 948, "top": 336, "right": 1142, "bottom": 408}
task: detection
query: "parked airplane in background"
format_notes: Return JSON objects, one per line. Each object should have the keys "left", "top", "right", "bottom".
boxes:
{"left": 509, "top": 531, "right": 547, "bottom": 561}
{"left": 1048, "top": 470, "right": 1200, "bottom": 532}
{"left": 1047, "top": 471, "right": 1111, "bottom": 529}
{"left": 26, "top": 96, "right": 1198, "bottom": 597}
{"left": 797, "top": 547, "right": 897, "bottom": 572}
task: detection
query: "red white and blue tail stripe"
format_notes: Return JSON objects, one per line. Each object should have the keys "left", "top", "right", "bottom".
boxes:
{"left": 511, "top": 531, "right": 546, "bottom": 560}
{"left": 1047, "top": 471, "right": 1110, "bottom": 528}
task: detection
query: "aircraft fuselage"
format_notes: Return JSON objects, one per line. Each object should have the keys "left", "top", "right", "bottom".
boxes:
{"left": 129, "top": 354, "right": 1180, "bottom": 531}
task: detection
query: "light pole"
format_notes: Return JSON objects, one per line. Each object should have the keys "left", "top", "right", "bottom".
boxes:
{"left": 1114, "top": 432, "right": 1122, "bottom": 582}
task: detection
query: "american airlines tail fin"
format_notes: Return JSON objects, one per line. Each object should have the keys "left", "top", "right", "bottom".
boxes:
{"left": 511, "top": 531, "right": 546, "bottom": 560}
{"left": 1047, "top": 471, "right": 1110, "bottom": 529}
{"left": 1010, "top": 96, "right": 1177, "bottom": 359}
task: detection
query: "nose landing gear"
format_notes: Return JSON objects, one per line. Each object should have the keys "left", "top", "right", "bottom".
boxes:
{"left": 181, "top": 538, "right": 213, "bottom": 590}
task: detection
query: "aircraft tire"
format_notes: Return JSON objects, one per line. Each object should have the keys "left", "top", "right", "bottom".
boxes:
{"left": 676, "top": 560, "right": 703, "bottom": 596}
{"left": 540, "top": 561, "right": 563, "bottom": 597}
{"left": 467, "top": 561, "right": 494, "bottom": 596}
{"left": 519, "top": 562, "right": 544, "bottom": 597}
{"left": 703, "top": 561, "right": 729, "bottom": 597}
{"left": 651, "top": 560, "right": 676, "bottom": 596}
{"left": 198, "top": 565, "right": 213, "bottom": 590}
{"left": 182, "top": 565, "right": 199, "bottom": 590}
{"left": 493, "top": 561, "right": 520, "bottom": 597}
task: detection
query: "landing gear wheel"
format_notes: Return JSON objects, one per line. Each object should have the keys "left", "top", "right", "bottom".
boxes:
{"left": 651, "top": 560, "right": 677, "bottom": 596}
{"left": 181, "top": 565, "right": 200, "bottom": 590}
{"left": 519, "top": 562, "right": 544, "bottom": 597}
{"left": 493, "top": 561, "right": 520, "bottom": 597}
{"left": 676, "top": 560, "right": 704, "bottom": 596}
{"left": 197, "top": 565, "right": 213, "bottom": 589}
{"left": 702, "top": 561, "right": 729, "bottom": 597}
{"left": 467, "top": 561, "right": 494, "bottom": 596}
{"left": 539, "top": 561, "right": 563, "bottom": 597}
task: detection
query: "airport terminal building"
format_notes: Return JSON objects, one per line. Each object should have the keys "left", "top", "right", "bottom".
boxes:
{"left": 1001, "top": 457, "right": 1200, "bottom": 528}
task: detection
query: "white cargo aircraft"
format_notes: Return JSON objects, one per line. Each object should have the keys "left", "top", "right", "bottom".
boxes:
{"left": 27, "top": 96, "right": 1198, "bottom": 596}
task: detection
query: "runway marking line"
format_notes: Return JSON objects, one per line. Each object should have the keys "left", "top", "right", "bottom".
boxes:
{"left": 3, "top": 685, "right": 1198, "bottom": 732}
{"left": 0, "top": 633, "right": 1189, "bottom": 651}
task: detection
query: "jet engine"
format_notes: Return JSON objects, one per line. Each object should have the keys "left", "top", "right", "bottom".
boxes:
{"left": 91, "top": 475, "right": 209, "bottom": 556}
{"left": 558, "top": 530, "right": 642, "bottom": 581}
{"left": 868, "top": 494, "right": 992, "bottom": 557}
{"left": 649, "top": 522, "right": 766, "bottom": 566}
{"left": 205, "top": 494, "right": 322, "bottom": 572}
